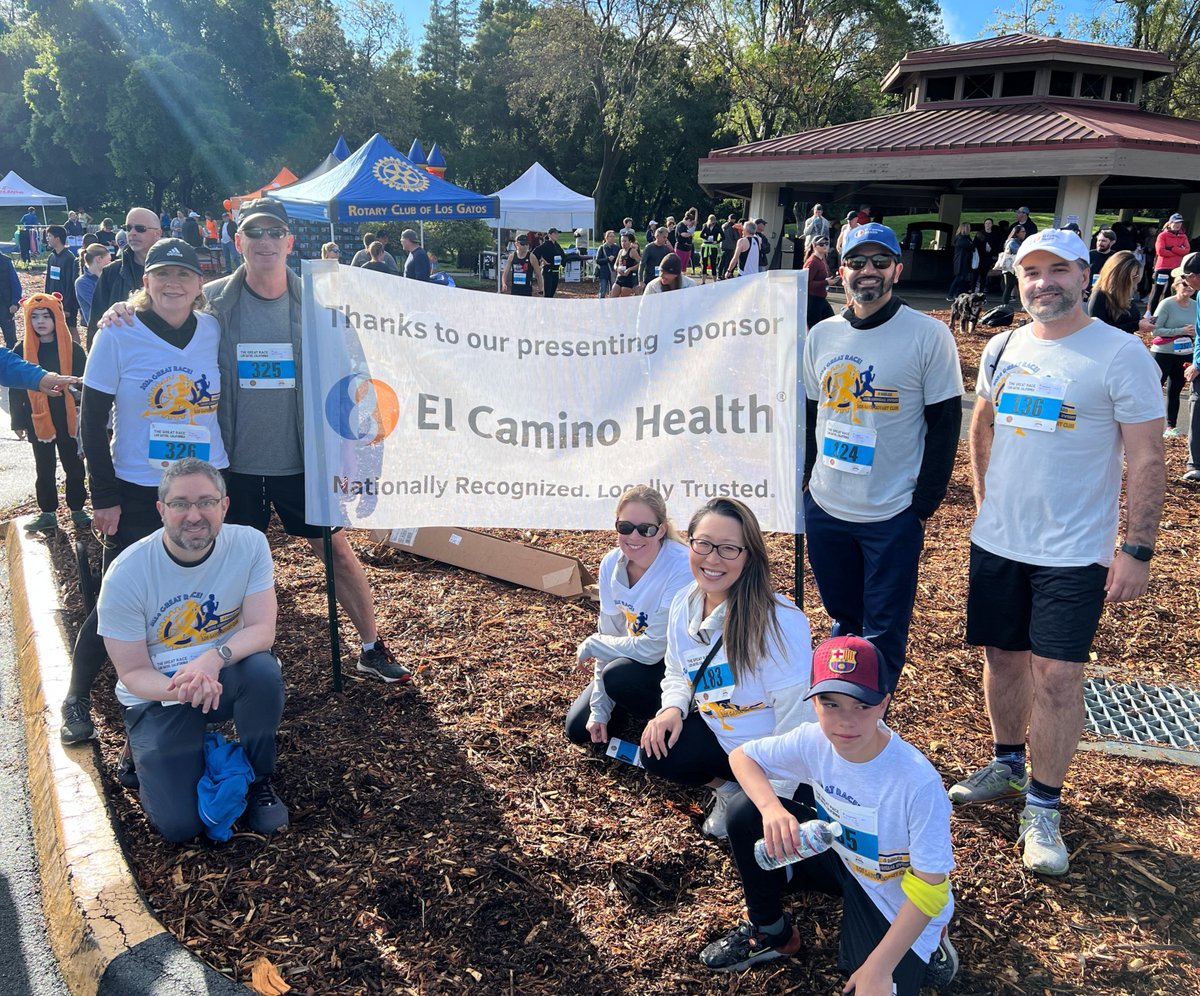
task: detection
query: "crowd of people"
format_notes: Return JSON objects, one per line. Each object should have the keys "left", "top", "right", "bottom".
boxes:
{"left": 0, "top": 193, "right": 1187, "bottom": 992}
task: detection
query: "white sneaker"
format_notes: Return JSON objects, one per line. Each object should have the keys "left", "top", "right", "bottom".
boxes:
{"left": 1018, "top": 804, "right": 1069, "bottom": 875}
{"left": 702, "top": 783, "right": 745, "bottom": 839}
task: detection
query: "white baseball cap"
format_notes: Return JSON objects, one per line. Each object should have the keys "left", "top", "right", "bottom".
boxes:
{"left": 1013, "top": 228, "right": 1089, "bottom": 267}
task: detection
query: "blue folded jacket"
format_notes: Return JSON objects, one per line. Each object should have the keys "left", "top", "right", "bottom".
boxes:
{"left": 197, "top": 731, "right": 255, "bottom": 841}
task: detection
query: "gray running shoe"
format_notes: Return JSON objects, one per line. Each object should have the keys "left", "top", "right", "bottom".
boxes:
{"left": 1018, "top": 804, "right": 1069, "bottom": 875}
{"left": 948, "top": 760, "right": 1029, "bottom": 805}
{"left": 356, "top": 639, "right": 413, "bottom": 683}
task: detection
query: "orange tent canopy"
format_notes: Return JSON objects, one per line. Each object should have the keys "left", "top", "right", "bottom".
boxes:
{"left": 227, "top": 168, "right": 298, "bottom": 214}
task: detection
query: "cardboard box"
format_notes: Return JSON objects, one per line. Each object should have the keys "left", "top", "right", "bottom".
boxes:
{"left": 369, "top": 527, "right": 597, "bottom": 600}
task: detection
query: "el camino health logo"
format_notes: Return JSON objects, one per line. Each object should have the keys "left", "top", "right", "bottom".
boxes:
{"left": 325, "top": 375, "right": 401, "bottom": 444}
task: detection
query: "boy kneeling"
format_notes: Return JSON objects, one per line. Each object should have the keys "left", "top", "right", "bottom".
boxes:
{"left": 702, "top": 636, "right": 958, "bottom": 993}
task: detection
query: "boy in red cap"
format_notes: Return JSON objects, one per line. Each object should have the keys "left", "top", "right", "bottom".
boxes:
{"left": 700, "top": 635, "right": 958, "bottom": 993}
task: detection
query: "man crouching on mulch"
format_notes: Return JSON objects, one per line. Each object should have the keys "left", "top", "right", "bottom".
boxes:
{"left": 97, "top": 457, "right": 288, "bottom": 843}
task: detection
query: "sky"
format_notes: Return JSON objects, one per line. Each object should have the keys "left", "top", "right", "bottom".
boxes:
{"left": 938, "top": 1, "right": 1105, "bottom": 43}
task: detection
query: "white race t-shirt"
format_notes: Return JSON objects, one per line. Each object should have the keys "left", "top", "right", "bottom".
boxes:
{"left": 585, "top": 540, "right": 694, "bottom": 725}
{"left": 972, "top": 320, "right": 1164, "bottom": 567}
{"left": 804, "top": 305, "right": 963, "bottom": 522}
{"left": 84, "top": 312, "right": 229, "bottom": 486}
{"left": 744, "top": 722, "right": 954, "bottom": 962}
{"left": 660, "top": 586, "right": 814, "bottom": 754}
{"left": 98, "top": 525, "right": 274, "bottom": 707}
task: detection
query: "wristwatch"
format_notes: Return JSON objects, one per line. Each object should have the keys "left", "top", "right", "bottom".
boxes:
{"left": 1119, "top": 542, "right": 1154, "bottom": 562}
{"left": 216, "top": 643, "right": 234, "bottom": 662}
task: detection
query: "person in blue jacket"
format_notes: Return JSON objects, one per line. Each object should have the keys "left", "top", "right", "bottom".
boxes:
{"left": 0, "top": 335, "right": 78, "bottom": 396}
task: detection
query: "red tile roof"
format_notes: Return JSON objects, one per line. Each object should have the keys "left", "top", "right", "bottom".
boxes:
{"left": 704, "top": 102, "right": 1200, "bottom": 161}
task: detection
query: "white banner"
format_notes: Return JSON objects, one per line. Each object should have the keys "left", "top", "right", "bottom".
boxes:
{"left": 301, "top": 262, "right": 806, "bottom": 531}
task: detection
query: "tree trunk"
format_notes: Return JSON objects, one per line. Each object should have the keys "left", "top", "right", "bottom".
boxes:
{"left": 592, "top": 138, "right": 624, "bottom": 231}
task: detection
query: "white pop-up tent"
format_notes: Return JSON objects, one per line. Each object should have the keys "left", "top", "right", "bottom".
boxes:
{"left": 0, "top": 170, "right": 67, "bottom": 221}
{"left": 486, "top": 162, "right": 595, "bottom": 231}
{"left": 486, "top": 163, "right": 595, "bottom": 288}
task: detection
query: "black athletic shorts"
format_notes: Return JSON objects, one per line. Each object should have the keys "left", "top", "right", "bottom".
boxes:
{"left": 966, "top": 543, "right": 1107, "bottom": 663}
{"left": 225, "top": 471, "right": 334, "bottom": 540}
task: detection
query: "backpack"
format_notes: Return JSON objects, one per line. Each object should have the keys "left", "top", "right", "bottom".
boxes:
{"left": 980, "top": 306, "right": 1015, "bottom": 328}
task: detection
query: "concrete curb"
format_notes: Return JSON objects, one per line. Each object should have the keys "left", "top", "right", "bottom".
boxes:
{"left": 7, "top": 520, "right": 245, "bottom": 995}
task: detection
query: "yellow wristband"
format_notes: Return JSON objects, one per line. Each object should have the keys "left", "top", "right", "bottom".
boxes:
{"left": 901, "top": 868, "right": 950, "bottom": 917}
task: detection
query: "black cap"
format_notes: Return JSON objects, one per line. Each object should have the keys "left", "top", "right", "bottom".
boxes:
{"left": 238, "top": 197, "right": 289, "bottom": 228}
{"left": 143, "top": 238, "right": 203, "bottom": 276}
{"left": 516, "top": 234, "right": 529, "bottom": 244}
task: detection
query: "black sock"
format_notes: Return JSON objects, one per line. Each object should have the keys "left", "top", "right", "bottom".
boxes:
{"left": 993, "top": 743, "right": 1026, "bottom": 775}
{"left": 1027, "top": 778, "right": 1062, "bottom": 810}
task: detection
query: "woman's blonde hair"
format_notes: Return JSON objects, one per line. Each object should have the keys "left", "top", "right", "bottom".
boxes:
{"left": 321, "top": 241, "right": 340, "bottom": 258}
{"left": 1095, "top": 250, "right": 1140, "bottom": 313}
{"left": 687, "top": 498, "right": 782, "bottom": 679}
{"left": 128, "top": 283, "right": 206, "bottom": 313}
{"left": 616, "top": 485, "right": 683, "bottom": 544}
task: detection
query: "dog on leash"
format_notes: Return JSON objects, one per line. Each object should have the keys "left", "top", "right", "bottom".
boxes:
{"left": 949, "top": 291, "right": 987, "bottom": 335}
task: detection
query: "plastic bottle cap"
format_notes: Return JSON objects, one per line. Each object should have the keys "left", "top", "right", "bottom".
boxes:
{"left": 828, "top": 821, "right": 844, "bottom": 837}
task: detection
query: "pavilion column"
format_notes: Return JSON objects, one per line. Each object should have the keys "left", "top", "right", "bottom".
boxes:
{"left": 1053, "top": 175, "right": 1105, "bottom": 236}
{"left": 1177, "top": 193, "right": 1200, "bottom": 237}
{"left": 936, "top": 194, "right": 962, "bottom": 250}
{"left": 748, "top": 183, "right": 785, "bottom": 259}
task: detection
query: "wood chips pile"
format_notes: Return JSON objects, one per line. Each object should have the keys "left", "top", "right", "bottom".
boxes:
{"left": 29, "top": 288, "right": 1200, "bottom": 994}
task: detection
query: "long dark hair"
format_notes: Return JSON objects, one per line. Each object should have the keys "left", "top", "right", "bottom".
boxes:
{"left": 688, "top": 498, "right": 782, "bottom": 678}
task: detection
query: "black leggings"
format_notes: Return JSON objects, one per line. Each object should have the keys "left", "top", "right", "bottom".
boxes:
{"left": 639, "top": 711, "right": 734, "bottom": 786}
{"left": 564, "top": 657, "right": 664, "bottom": 744}
{"left": 68, "top": 479, "right": 163, "bottom": 699}
{"left": 726, "top": 790, "right": 932, "bottom": 995}
{"left": 1155, "top": 352, "right": 1188, "bottom": 428}
{"left": 1148, "top": 269, "right": 1173, "bottom": 315}
{"left": 31, "top": 435, "right": 86, "bottom": 513}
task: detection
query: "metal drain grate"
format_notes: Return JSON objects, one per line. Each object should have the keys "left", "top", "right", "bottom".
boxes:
{"left": 1079, "top": 677, "right": 1200, "bottom": 766}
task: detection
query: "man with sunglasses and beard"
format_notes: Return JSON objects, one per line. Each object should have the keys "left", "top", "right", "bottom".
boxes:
{"left": 86, "top": 207, "right": 162, "bottom": 347}
{"left": 802, "top": 223, "right": 963, "bottom": 696}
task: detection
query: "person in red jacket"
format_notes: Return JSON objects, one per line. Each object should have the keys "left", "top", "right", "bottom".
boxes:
{"left": 1149, "top": 213, "right": 1191, "bottom": 314}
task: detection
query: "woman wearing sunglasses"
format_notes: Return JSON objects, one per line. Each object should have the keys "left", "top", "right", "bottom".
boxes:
{"left": 565, "top": 486, "right": 693, "bottom": 746}
{"left": 640, "top": 498, "right": 813, "bottom": 838}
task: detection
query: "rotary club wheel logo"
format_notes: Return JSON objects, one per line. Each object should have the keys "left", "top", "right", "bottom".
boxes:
{"left": 373, "top": 157, "right": 431, "bottom": 192}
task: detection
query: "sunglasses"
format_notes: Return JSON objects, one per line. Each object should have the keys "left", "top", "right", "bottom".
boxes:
{"left": 842, "top": 254, "right": 897, "bottom": 271}
{"left": 240, "top": 225, "right": 289, "bottom": 240}
{"left": 615, "top": 520, "right": 660, "bottom": 537}
{"left": 127, "top": 224, "right": 159, "bottom": 234}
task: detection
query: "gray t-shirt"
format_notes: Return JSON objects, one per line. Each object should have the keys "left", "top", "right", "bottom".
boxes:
{"left": 230, "top": 287, "right": 303, "bottom": 475}
{"left": 804, "top": 305, "right": 963, "bottom": 522}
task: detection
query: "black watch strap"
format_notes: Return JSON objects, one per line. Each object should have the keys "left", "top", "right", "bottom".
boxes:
{"left": 1119, "top": 542, "right": 1154, "bottom": 562}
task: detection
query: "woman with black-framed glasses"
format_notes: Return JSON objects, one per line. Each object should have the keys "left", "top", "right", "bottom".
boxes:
{"left": 639, "top": 498, "right": 814, "bottom": 840}
{"left": 565, "top": 485, "right": 692, "bottom": 747}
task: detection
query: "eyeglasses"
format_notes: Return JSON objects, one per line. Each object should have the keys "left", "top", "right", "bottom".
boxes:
{"left": 616, "top": 520, "right": 660, "bottom": 537}
{"left": 688, "top": 538, "right": 746, "bottom": 560}
{"left": 842, "top": 254, "right": 897, "bottom": 271}
{"left": 127, "top": 224, "right": 159, "bottom": 234}
{"left": 240, "top": 226, "right": 289, "bottom": 240}
{"left": 163, "top": 498, "right": 222, "bottom": 513}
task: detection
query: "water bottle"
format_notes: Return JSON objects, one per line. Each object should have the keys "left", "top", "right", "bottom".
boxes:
{"left": 754, "top": 819, "right": 843, "bottom": 870}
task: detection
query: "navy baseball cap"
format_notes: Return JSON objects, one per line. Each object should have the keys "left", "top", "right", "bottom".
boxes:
{"left": 842, "top": 223, "right": 902, "bottom": 257}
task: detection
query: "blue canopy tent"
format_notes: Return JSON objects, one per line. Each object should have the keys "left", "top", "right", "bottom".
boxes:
{"left": 268, "top": 133, "right": 497, "bottom": 242}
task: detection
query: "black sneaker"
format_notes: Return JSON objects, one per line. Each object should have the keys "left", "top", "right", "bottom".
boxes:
{"left": 356, "top": 639, "right": 413, "bottom": 683}
{"left": 60, "top": 695, "right": 95, "bottom": 744}
{"left": 700, "top": 916, "right": 802, "bottom": 972}
{"left": 925, "top": 927, "right": 960, "bottom": 989}
{"left": 246, "top": 776, "right": 289, "bottom": 834}
{"left": 116, "top": 742, "right": 139, "bottom": 789}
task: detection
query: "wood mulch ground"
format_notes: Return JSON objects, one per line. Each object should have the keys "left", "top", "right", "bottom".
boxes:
{"left": 14, "top": 270, "right": 1200, "bottom": 994}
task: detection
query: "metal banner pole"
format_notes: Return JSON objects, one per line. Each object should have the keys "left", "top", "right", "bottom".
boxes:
{"left": 322, "top": 526, "right": 342, "bottom": 691}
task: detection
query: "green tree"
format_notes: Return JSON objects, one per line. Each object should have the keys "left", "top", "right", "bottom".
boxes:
{"left": 508, "top": 0, "right": 692, "bottom": 228}
{"left": 687, "top": 0, "right": 945, "bottom": 146}
{"left": 982, "top": 0, "right": 1061, "bottom": 35}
